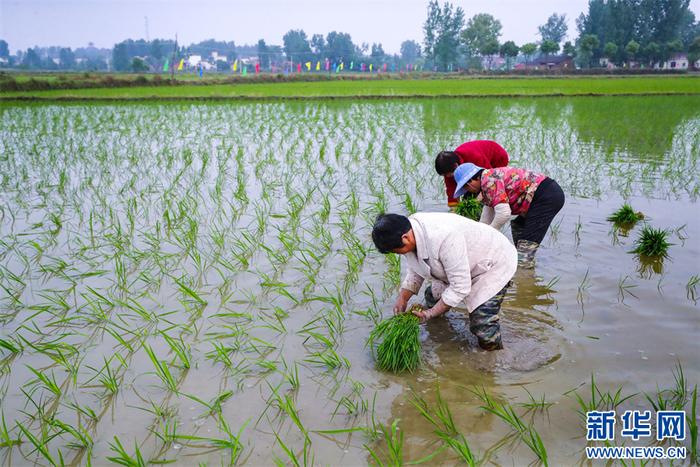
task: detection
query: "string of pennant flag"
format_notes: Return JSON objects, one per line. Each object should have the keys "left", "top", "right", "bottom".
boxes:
{"left": 163, "top": 57, "right": 422, "bottom": 74}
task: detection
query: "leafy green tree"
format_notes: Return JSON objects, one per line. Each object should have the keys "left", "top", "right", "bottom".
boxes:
{"left": 538, "top": 13, "right": 568, "bottom": 45}
{"left": 688, "top": 36, "right": 700, "bottom": 69}
{"left": 311, "top": 34, "right": 326, "bottom": 55}
{"left": 680, "top": 11, "right": 699, "bottom": 47}
{"left": 150, "top": 39, "right": 163, "bottom": 60}
{"left": 23, "top": 48, "right": 42, "bottom": 68}
{"left": 0, "top": 40, "right": 8, "bottom": 59}
{"left": 282, "top": 29, "right": 312, "bottom": 63}
{"left": 576, "top": 0, "right": 694, "bottom": 64}
{"left": 325, "top": 32, "right": 356, "bottom": 61}
{"left": 400, "top": 40, "right": 421, "bottom": 62}
{"left": 112, "top": 42, "right": 130, "bottom": 71}
{"left": 603, "top": 42, "right": 618, "bottom": 59}
{"left": 578, "top": 34, "right": 600, "bottom": 68}
{"left": 540, "top": 39, "right": 560, "bottom": 56}
{"left": 423, "top": 0, "right": 465, "bottom": 70}
{"left": 642, "top": 41, "right": 661, "bottom": 66}
{"left": 371, "top": 43, "right": 385, "bottom": 58}
{"left": 462, "top": 13, "right": 502, "bottom": 66}
{"left": 562, "top": 41, "right": 576, "bottom": 57}
{"left": 625, "top": 39, "right": 640, "bottom": 66}
{"left": 521, "top": 42, "right": 538, "bottom": 62}
{"left": 660, "top": 39, "right": 683, "bottom": 63}
{"left": 499, "top": 40, "right": 519, "bottom": 69}
{"left": 131, "top": 57, "right": 148, "bottom": 72}
{"left": 59, "top": 48, "right": 76, "bottom": 68}
{"left": 257, "top": 39, "right": 270, "bottom": 68}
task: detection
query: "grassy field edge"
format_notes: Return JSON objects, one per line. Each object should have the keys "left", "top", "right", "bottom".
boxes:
{"left": 1, "top": 76, "right": 698, "bottom": 100}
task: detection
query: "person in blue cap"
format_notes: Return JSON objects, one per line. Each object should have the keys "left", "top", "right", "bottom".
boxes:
{"left": 452, "top": 163, "right": 565, "bottom": 268}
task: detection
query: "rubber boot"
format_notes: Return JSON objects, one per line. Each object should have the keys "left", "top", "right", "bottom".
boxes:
{"left": 469, "top": 285, "right": 508, "bottom": 350}
{"left": 424, "top": 285, "right": 438, "bottom": 308}
{"left": 510, "top": 220, "right": 525, "bottom": 245}
{"left": 516, "top": 239, "right": 540, "bottom": 269}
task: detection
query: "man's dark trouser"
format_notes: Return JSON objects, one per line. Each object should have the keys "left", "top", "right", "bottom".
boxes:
{"left": 425, "top": 283, "right": 509, "bottom": 351}
{"left": 470, "top": 285, "right": 508, "bottom": 350}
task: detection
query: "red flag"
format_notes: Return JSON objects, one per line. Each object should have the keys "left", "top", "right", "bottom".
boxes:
{"left": 255, "top": 63, "right": 260, "bottom": 74}
{"left": 383, "top": 63, "right": 387, "bottom": 72}
{"left": 297, "top": 63, "right": 302, "bottom": 73}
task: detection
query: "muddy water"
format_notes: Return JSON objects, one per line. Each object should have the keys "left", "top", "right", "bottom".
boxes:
{"left": 0, "top": 96, "right": 698, "bottom": 465}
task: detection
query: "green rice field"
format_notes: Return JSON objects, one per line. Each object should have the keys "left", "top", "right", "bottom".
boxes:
{"left": 1, "top": 75, "right": 699, "bottom": 99}
{"left": 0, "top": 95, "right": 698, "bottom": 465}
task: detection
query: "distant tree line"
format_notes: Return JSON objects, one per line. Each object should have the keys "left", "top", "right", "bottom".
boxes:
{"left": 420, "top": 0, "right": 698, "bottom": 70}
{"left": 1, "top": 0, "right": 697, "bottom": 72}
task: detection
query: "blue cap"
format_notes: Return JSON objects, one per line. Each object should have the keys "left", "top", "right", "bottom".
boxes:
{"left": 453, "top": 163, "right": 483, "bottom": 198}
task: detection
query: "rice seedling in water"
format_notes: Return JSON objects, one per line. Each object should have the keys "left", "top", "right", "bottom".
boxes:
{"left": 607, "top": 204, "right": 644, "bottom": 226}
{"left": 367, "top": 308, "right": 421, "bottom": 373}
{"left": 364, "top": 419, "right": 404, "bottom": 467}
{"left": 469, "top": 386, "right": 548, "bottom": 466}
{"left": 411, "top": 388, "right": 478, "bottom": 465}
{"left": 454, "top": 195, "right": 482, "bottom": 222}
{"left": 686, "top": 275, "right": 699, "bottom": 303}
{"left": 631, "top": 225, "right": 672, "bottom": 258}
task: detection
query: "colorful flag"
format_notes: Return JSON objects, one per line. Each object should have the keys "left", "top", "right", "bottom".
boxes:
{"left": 316, "top": 61, "right": 320, "bottom": 71}
{"left": 383, "top": 63, "right": 387, "bottom": 72}
{"left": 369, "top": 63, "right": 373, "bottom": 72}
{"left": 339, "top": 62, "right": 344, "bottom": 71}
{"left": 163, "top": 59, "right": 169, "bottom": 72}
{"left": 232, "top": 59, "right": 238, "bottom": 72}
{"left": 325, "top": 59, "right": 330, "bottom": 71}
{"left": 177, "top": 59, "right": 184, "bottom": 71}
{"left": 350, "top": 61, "right": 354, "bottom": 70}
{"left": 255, "top": 62, "right": 260, "bottom": 74}
{"left": 361, "top": 63, "right": 366, "bottom": 72}
{"left": 297, "top": 63, "right": 302, "bottom": 73}
{"left": 242, "top": 65, "right": 247, "bottom": 76}
{"left": 305, "top": 61, "right": 311, "bottom": 71}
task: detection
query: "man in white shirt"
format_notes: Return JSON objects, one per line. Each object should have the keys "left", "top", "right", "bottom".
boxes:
{"left": 371, "top": 212, "right": 517, "bottom": 350}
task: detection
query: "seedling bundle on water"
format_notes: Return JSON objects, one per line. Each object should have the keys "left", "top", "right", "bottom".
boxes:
{"left": 368, "top": 306, "right": 422, "bottom": 373}
{"left": 632, "top": 225, "right": 672, "bottom": 258}
{"left": 607, "top": 203, "right": 644, "bottom": 227}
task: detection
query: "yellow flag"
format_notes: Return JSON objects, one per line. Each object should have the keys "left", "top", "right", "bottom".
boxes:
{"left": 305, "top": 62, "right": 311, "bottom": 71}
{"left": 177, "top": 59, "right": 184, "bottom": 71}
{"left": 339, "top": 62, "right": 344, "bottom": 71}
{"left": 232, "top": 59, "right": 238, "bottom": 72}
{"left": 369, "top": 63, "right": 373, "bottom": 72}
{"left": 316, "top": 61, "right": 320, "bottom": 71}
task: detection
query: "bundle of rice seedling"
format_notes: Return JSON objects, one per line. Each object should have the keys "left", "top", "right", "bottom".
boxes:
{"left": 631, "top": 225, "right": 671, "bottom": 258}
{"left": 455, "top": 195, "right": 483, "bottom": 221}
{"left": 368, "top": 306, "right": 421, "bottom": 373}
{"left": 607, "top": 204, "right": 644, "bottom": 225}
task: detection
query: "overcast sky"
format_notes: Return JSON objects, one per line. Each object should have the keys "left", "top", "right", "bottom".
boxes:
{"left": 1, "top": 0, "right": 699, "bottom": 54}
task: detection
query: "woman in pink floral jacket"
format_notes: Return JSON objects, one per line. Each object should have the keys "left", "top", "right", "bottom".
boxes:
{"left": 453, "top": 163, "right": 565, "bottom": 269}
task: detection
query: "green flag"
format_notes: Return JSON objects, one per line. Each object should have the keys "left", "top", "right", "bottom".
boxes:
{"left": 163, "top": 59, "right": 169, "bottom": 72}
{"left": 242, "top": 65, "right": 247, "bottom": 76}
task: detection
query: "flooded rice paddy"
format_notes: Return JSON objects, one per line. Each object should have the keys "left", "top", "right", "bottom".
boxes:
{"left": 0, "top": 96, "right": 698, "bottom": 465}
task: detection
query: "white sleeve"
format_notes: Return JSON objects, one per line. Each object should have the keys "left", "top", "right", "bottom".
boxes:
{"left": 479, "top": 206, "right": 494, "bottom": 224}
{"left": 400, "top": 270, "right": 424, "bottom": 294}
{"left": 490, "top": 203, "right": 512, "bottom": 231}
{"left": 437, "top": 232, "right": 472, "bottom": 307}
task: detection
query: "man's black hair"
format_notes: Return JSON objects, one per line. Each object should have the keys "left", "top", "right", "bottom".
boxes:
{"left": 372, "top": 213, "right": 411, "bottom": 254}
{"left": 472, "top": 169, "right": 484, "bottom": 181}
{"left": 435, "top": 151, "right": 460, "bottom": 175}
